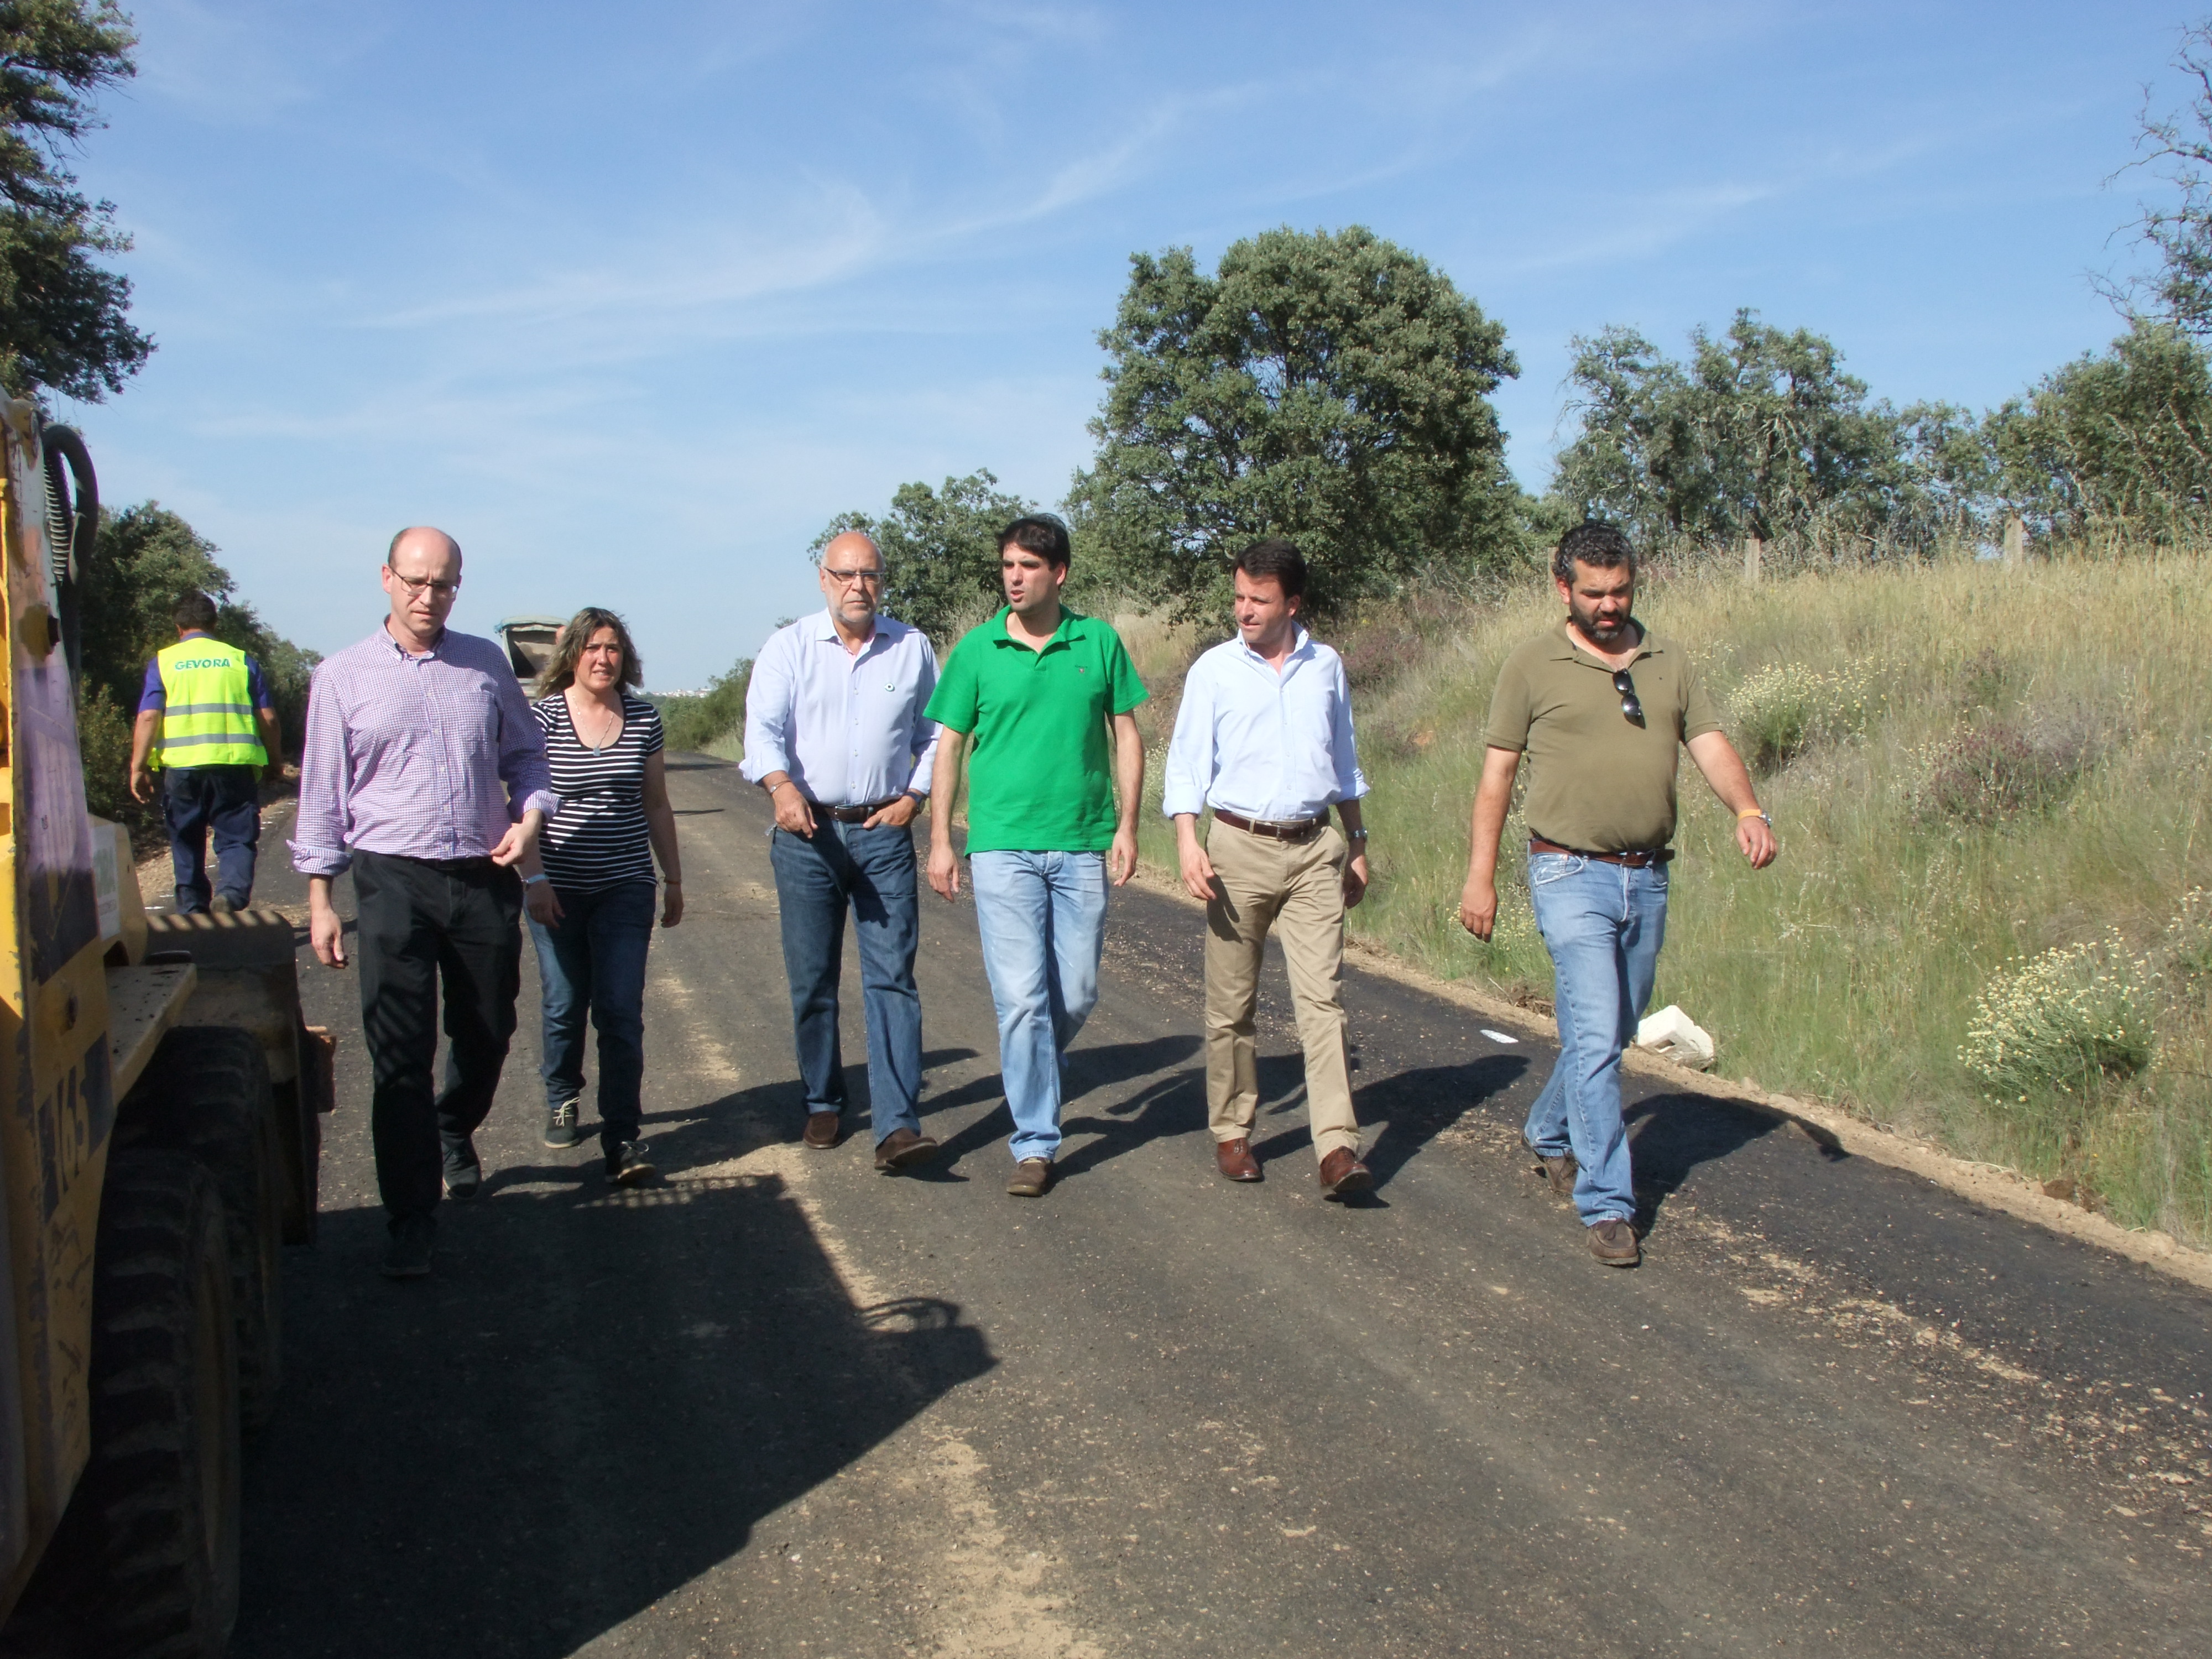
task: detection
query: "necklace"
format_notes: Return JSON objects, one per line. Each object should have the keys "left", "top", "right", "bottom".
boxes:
{"left": 569, "top": 691, "right": 624, "bottom": 753}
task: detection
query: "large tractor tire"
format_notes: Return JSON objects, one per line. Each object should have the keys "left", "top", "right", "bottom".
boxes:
{"left": 35, "top": 1151, "right": 242, "bottom": 1657}
{"left": 117, "top": 1029, "right": 282, "bottom": 1430}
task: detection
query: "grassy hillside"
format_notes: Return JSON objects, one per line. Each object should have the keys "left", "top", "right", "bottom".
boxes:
{"left": 1120, "top": 554, "right": 2212, "bottom": 1248}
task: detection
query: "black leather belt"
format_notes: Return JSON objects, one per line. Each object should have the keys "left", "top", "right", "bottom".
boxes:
{"left": 821, "top": 798, "right": 901, "bottom": 823}
{"left": 1215, "top": 807, "right": 1329, "bottom": 843}
{"left": 1528, "top": 836, "right": 1673, "bottom": 868}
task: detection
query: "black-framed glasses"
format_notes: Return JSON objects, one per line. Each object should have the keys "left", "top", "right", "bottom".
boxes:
{"left": 1613, "top": 669, "right": 1645, "bottom": 725}
{"left": 389, "top": 570, "right": 458, "bottom": 598}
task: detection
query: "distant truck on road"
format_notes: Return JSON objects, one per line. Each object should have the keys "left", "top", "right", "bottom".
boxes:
{"left": 496, "top": 615, "right": 566, "bottom": 697}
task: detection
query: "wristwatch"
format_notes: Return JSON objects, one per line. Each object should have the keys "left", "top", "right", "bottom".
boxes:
{"left": 904, "top": 788, "right": 928, "bottom": 806}
{"left": 1346, "top": 828, "right": 1369, "bottom": 843}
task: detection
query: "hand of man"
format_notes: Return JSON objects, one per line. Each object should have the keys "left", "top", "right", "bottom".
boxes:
{"left": 927, "top": 834, "right": 962, "bottom": 900}
{"left": 1737, "top": 812, "right": 1778, "bottom": 869}
{"left": 773, "top": 782, "right": 817, "bottom": 837}
{"left": 1344, "top": 853, "right": 1370, "bottom": 909}
{"left": 1178, "top": 840, "right": 1219, "bottom": 902}
{"left": 309, "top": 898, "right": 347, "bottom": 969}
{"left": 660, "top": 882, "right": 684, "bottom": 928}
{"left": 1108, "top": 825, "right": 1139, "bottom": 888}
{"left": 1458, "top": 875, "right": 1498, "bottom": 941}
{"left": 128, "top": 764, "right": 152, "bottom": 805}
{"left": 863, "top": 794, "right": 917, "bottom": 830}
{"left": 490, "top": 811, "right": 543, "bottom": 868}
{"left": 523, "top": 880, "right": 563, "bottom": 927}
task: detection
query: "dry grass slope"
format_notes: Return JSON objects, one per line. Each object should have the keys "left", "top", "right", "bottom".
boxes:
{"left": 1118, "top": 554, "right": 2212, "bottom": 1249}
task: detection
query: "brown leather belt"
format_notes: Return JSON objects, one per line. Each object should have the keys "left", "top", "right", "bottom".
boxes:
{"left": 1528, "top": 836, "right": 1673, "bottom": 868}
{"left": 1214, "top": 807, "right": 1330, "bottom": 843}
{"left": 821, "top": 798, "right": 901, "bottom": 823}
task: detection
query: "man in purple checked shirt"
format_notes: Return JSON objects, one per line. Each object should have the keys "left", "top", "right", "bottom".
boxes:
{"left": 293, "top": 526, "right": 560, "bottom": 1280}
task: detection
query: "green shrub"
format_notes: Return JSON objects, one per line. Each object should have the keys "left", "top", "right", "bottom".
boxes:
{"left": 1917, "top": 721, "right": 2088, "bottom": 825}
{"left": 1726, "top": 660, "right": 1876, "bottom": 773}
{"left": 1960, "top": 934, "right": 2157, "bottom": 1104}
{"left": 656, "top": 658, "right": 752, "bottom": 753}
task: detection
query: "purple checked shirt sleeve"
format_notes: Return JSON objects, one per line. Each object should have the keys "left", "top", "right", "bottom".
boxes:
{"left": 290, "top": 625, "right": 559, "bottom": 877}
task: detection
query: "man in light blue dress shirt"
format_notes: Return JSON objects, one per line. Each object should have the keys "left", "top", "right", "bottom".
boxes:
{"left": 742, "top": 531, "right": 942, "bottom": 1169}
{"left": 1162, "top": 539, "right": 1374, "bottom": 1198}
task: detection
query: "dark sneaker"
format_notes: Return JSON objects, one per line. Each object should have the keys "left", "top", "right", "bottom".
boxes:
{"left": 544, "top": 1097, "right": 581, "bottom": 1149}
{"left": 209, "top": 893, "right": 238, "bottom": 915}
{"left": 605, "top": 1140, "right": 656, "bottom": 1186}
{"left": 1006, "top": 1158, "right": 1051, "bottom": 1198}
{"left": 442, "top": 1138, "right": 482, "bottom": 1199}
{"left": 1588, "top": 1218, "right": 1641, "bottom": 1266}
{"left": 379, "top": 1213, "right": 435, "bottom": 1279}
{"left": 1529, "top": 1145, "right": 1577, "bottom": 1199}
{"left": 874, "top": 1128, "right": 940, "bottom": 1171}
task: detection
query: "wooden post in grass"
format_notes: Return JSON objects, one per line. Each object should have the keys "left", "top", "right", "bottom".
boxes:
{"left": 2004, "top": 515, "right": 2026, "bottom": 567}
{"left": 1744, "top": 535, "right": 1763, "bottom": 583}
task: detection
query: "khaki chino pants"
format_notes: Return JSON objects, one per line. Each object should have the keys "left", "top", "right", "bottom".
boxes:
{"left": 1203, "top": 821, "right": 1361, "bottom": 1162}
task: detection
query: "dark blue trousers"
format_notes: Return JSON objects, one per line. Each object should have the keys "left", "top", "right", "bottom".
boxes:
{"left": 162, "top": 764, "right": 260, "bottom": 912}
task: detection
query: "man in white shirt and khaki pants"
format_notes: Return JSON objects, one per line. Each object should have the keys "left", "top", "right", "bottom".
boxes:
{"left": 1164, "top": 539, "right": 1374, "bottom": 1198}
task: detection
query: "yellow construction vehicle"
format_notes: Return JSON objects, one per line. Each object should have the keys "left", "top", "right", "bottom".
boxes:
{"left": 0, "top": 405, "right": 331, "bottom": 1655}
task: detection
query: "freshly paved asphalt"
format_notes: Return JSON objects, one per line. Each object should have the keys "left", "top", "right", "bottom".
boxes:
{"left": 231, "top": 755, "right": 2210, "bottom": 1657}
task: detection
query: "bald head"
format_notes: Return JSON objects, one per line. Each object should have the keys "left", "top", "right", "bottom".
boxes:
{"left": 382, "top": 525, "right": 463, "bottom": 650}
{"left": 820, "top": 530, "right": 880, "bottom": 569}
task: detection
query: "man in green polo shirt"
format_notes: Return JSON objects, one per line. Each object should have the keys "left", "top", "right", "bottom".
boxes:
{"left": 925, "top": 514, "right": 1147, "bottom": 1198}
{"left": 1458, "top": 521, "right": 1776, "bottom": 1266}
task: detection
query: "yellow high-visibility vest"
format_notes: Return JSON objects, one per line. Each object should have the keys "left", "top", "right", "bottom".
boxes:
{"left": 155, "top": 638, "right": 266, "bottom": 768}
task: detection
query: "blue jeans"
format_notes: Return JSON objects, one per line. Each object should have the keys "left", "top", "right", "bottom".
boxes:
{"left": 968, "top": 850, "right": 1108, "bottom": 1164}
{"left": 163, "top": 764, "right": 260, "bottom": 912}
{"left": 769, "top": 822, "right": 923, "bottom": 1142}
{"left": 1523, "top": 851, "right": 1669, "bottom": 1226}
{"left": 527, "top": 880, "right": 656, "bottom": 1153}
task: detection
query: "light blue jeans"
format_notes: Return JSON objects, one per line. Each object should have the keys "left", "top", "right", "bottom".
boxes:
{"left": 1524, "top": 851, "right": 1669, "bottom": 1225}
{"left": 968, "top": 850, "right": 1109, "bottom": 1164}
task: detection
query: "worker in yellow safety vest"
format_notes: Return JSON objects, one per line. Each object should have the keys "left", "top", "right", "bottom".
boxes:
{"left": 128, "top": 589, "right": 283, "bottom": 914}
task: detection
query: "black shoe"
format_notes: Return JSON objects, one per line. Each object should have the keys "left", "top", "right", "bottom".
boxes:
{"left": 604, "top": 1140, "right": 656, "bottom": 1186}
{"left": 544, "top": 1097, "right": 581, "bottom": 1149}
{"left": 380, "top": 1213, "right": 435, "bottom": 1279}
{"left": 442, "top": 1139, "right": 482, "bottom": 1199}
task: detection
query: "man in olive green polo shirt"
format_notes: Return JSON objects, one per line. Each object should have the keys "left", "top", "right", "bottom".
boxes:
{"left": 926, "top": 514, "right": 1147, "bottom": 1198}
{"left": 1458, "top": 521, "right": 1776, "bottom": 1266}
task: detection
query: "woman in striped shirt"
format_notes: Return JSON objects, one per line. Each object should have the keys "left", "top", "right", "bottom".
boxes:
{"left": 519, "top": 608, "right": 683, "bottom": 1183}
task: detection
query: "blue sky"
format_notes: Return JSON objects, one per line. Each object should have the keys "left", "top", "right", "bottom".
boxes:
{"left": 52, "top": 1, "right": 2204, "bottom": 687}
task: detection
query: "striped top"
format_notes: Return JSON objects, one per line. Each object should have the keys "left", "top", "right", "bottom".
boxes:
{"left": 533, "top": 691, "right": 665, "bottom": 892}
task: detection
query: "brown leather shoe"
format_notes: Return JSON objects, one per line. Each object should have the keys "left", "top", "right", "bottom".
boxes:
{"left": 1006, "top": 1158, "right": 1051, "bottom": 1197}
{"left": 1318, "top": 1147, "right": 1372, "bottom": 1199}
{"left": 802, "top": 1111, "right": 841, "bottom": 1149}
{"left": 1531, "top": 1147, "right": 1577, "bottom": 1198}
{"left": 1588, "top": 1218, "right": 1640, "bottom": 1266}
{"left": 874, "top": 1128, "right": 939, "bottom": 1171}
{"left": 1214, "top": 1138, "right": 1262, "bottom": 1182}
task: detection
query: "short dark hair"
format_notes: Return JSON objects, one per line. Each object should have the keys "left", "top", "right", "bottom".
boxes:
{"left": 1553, "top": 521, "right": 1637, "bottom": 586}
{"left": 998, "top": 513, "right": 1072, "bottom": 572}
{"left": 1233, "top": 538, "right": 1306, "bottom": 600}
{"left": 542, "top": 606, "right": 643, "bottom": 693}
{"left": 173, "top": 591, "right": 218, "bottom": 631}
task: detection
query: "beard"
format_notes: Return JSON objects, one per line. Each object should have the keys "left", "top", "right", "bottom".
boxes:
{"left": 1570, "top": 595, "right": 1635, "bottom": 644}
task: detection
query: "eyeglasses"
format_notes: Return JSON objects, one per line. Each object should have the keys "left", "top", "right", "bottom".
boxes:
{"left": 822, "top": 567, "right": 886, "bottom": 587}
{"left": 389, "top": 569, "right": 459, "bottom": 598}
{"left": 1613, "top": 669, "right": 1645, "bottom": 725}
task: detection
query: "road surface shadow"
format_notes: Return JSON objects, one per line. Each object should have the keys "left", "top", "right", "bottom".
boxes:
{"left": 231, "top": 1172, "right": 992, "bottom": 1659}
{"left": 1353, "top": 1054, "right": 1530, "bottom": 1188}
{"left": 1625, "top": 1089, "right": 1818, "bottom": 1234}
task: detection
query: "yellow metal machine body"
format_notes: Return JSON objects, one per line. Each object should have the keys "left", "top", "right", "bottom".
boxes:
{"left": 0, "top": 398, "right": 119, "bottom": 1609}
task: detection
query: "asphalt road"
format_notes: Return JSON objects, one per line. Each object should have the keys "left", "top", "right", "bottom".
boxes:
{"left": 232, "top": 755, "right": 2211, "bottom": 1658}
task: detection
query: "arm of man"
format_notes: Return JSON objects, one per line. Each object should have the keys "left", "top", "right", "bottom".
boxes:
{"left": 489, "top": 660, "right": 556, "bottom": 867}
{"left": 1337, "top": 797, "right": 1369, "bottom": 908}
{"left": 293, "top": 673, "right": 354, "bottom": 968}
{"left": 255, "top": 705, "right": 283, "bottom": 779}
{"left": 643, "top": 747, "right": 684, "bottom": 926}
{"left": 1161, "top": 659, "right": 1217, "bottom": 901}
{"left": 1686, "top": 730, "right": 1777, "bottom": 869}
{"left": 1457, "top": 746, "right": 1523, "bottom": 940}
{"left": 742, "top": 633, "right": 817, "bottom": 836}
{"left": 927, "top": 727, "right": 968, "bottom": 900}
{"left": 867, "top": 636, "right": 939, "bottom": 831}
{"left": 128, "top": 707, "right": 160, "bottom": 804}
{"left": 1108, "top": 711, "right": 1144, "bottom": 888}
